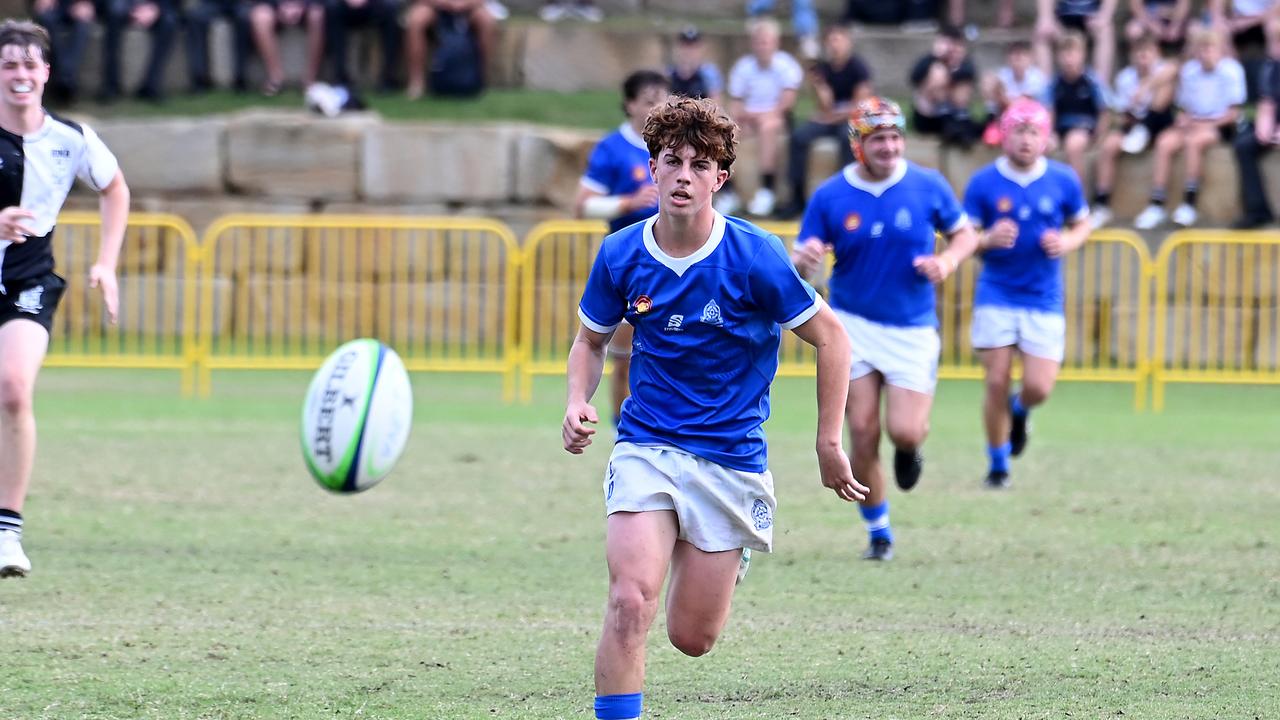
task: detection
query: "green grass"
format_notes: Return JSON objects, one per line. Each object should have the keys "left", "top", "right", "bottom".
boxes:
{"left": 3, "top": 370, "right": 1279, "bottom": 719}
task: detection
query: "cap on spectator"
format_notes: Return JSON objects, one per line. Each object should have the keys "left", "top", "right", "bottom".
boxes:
{"left": 678, "top": 26, "right": 702, "bottom": 44}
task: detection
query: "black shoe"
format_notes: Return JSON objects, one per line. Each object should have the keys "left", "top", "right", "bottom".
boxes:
{"left": 1009, "top": 399, "right": 1029, "bottom": 457}
{"left": 134, "top": 85, "right": 163, "bottom": 103}
{"left": 862, "top": 538, "right": 893, "bottom": 561}
{"left": 1231, "top": 215, "right": 1273, "bottom": 230}
{"left": 984, "top": 470, "right": 1010, "bottom": 489}
{"left": 893, "top": 448, "right": 923, "bottom": 491}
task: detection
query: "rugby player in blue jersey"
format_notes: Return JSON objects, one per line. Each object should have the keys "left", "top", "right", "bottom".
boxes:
{"left": 792, "top": 97, "right": 978, "bottom": 561}
{"left": 962, "top": 98, "right": 1089, "bottom": 488}
{"left": 564, "top": 96, "right": 866, "bottom": 720}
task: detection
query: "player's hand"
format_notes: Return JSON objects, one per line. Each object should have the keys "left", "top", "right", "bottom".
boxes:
{"left": 89, "top": 263, "right": 119, "bottom": 324}
{"left": 817, "top": 442, "right": 866, "bottom": 502}
{"left": 985, "top": 218, "right": 1018, "bottom": 250}
{"left": 562, "top": 400, "right": 599, "bottom": 454}
{"left": 913, "top": 254, "right": 955, "bottom": 284}
{"left": 0, "top": 207, "right": 36, "bottom": 243}
{"left": 626, "top": 184, "right": 660, "bottom": 212}
{"left": 790, "top": 237, "right": 827, "bottom": 279}
{"left": 1040, "top": 229, "right": 1066, "bottom": 257}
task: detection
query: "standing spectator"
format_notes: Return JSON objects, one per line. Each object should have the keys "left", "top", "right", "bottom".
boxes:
{"left": 1089, "top": 32, "right": 1177, "bottom": 228}
{"left": 31, "top": 0, "right": 94, "bottom": 103}
{"left": 746, "top": 0, "right": 819, "bottom": 59}
{"left": 1046, "top": 30, "right": 1109, "bottom": 186}
{"left": 981, "top": 40, "right": 1050, "bottom": 144}
{"left": 909, "top": 25, "right": 978, "bottom": 146}
{"left": 325, "top": 0, "right": 401, "bottom": 93}
{"left": 667, "top": 26, "right": 722, "bottom": 105}
{"left": 538, "top": 0, "right": 601, "bottom": 21}
{"left": 1126, "top": 0, "right": 1194, "bottom": 48}
{"left": 1232, "top": 14, "right": 1280, "bottom": 227}
{"left": 1135, "top": 27, "right": 1246, "bottom": 228}
{"left": 1211, "top": 0, "right": 1277, "bottom": 98}
{"left": 776, "top": 24, "right": 872, "bottom": 219}
{"left": 403, "top": 0, "right": 497, "bottom": 99}
{"left": 185, "top": 0, "right": 253, "bottom": 92}
{"left": 719, "top": 17, "right": 804, "bottom": 217}
{"left": 99, "top": 0, "right": 179, "bottom": 102}
{"left": 246, "top": 0, "right": 325, "bottom": 95}
{"left": 1034, "top": 0, "right": 1119, "bottom": 85}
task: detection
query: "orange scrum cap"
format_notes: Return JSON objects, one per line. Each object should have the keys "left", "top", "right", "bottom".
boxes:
{"left": 848, "top": 97, "right": 906, "bottom": 164}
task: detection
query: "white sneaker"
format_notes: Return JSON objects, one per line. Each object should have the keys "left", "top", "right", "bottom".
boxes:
{"left": 1171, "top": 203, "right": 1197, "bottom": 227}
{"left": 1089, "top": 204, "right": 1113, "bottom": 231}
{"left": 748, "top": 187, "right": 776, "bottom": 217}
{"left": 1134, "top": 204, "right": 1167, "bottom": 230}
{"left": 539, "top": 2, "right": 568, "bottom": 21}
{"left": 735, "top": 548, "right": 751, "bottom": 585}
{"left": 1121, "top": 123, "right": 1150, "bottom": 154}
{"left": 0, "top": 530, "right": 30, "bottom": 578}
{"left": 714, "top": 190, "right": 741, "bottom": 216}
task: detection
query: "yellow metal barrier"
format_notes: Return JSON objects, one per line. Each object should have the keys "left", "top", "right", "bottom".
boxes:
{"left": 45, "top": 211, "right": 201, "bottom": 394}
{"left": 1153, "top": 230, "right": 1280, "bottom": 410}
{"left": 197, "top": 215, "right": 521, "bottom": 399}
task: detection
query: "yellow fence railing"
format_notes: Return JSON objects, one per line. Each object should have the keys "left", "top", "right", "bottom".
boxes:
{"left": 1153, "top": 230, "right": 1280, "bottom": 410}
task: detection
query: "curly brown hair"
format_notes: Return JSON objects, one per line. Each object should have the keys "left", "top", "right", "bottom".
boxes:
{"left": 642, "top": 96, "right": 738, "bottom": 172}
{"left": 0, "top": 20, "right": 50, "bottom": 62}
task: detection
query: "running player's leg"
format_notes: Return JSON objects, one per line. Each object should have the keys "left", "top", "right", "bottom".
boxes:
{"left": 884, "top": 385, "right": 932, "bottom": 493}
{"left": 0, "top": 319, "right": 51, "bottom": 578}
{"left": 1018, "top": 354, "right": 1060, "bottom": 410}
{"left": 1009, "top": 310, "right": 1065, "bottom": 456}
{"left": 664, "top": 540, "right": 740, "bottom": 656}
{"left": 848, "top": 373, "right": 892, "bottom": 560}
{"left": 978, "top": 346, "right": 1016, "bottom": 487}
{"left": 607, "top": 321, "right": 633, "bottom": 427}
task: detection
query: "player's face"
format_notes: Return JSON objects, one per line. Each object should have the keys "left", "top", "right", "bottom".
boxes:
{"left": 651, "top": 144, "right": 728, "bottom": 218}
{"left": 856, "top": 129, "right": 904, "bottom": 177}
{"left": 0, "top": 44, "right": 49, "bottom": 109}
{"left": 625, "top": 84, "right": 668, "bottom": 123}
{"left": 1003, "top": 123, "right": 1047, "bottom": 167}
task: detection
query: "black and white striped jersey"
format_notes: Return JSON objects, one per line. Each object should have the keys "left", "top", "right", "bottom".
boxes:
{"left": 0, "top": 111, "right": 119, "bottom": 286}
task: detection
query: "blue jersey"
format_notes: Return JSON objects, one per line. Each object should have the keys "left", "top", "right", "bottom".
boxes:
{"left": 799, "top": 161, "right": 967, "bottom": 328}
{"left": 963, "top": 157, "right": 1088, "bottom": 313}
{"left": 581, "top": 123, "right": 657, "bottom": 233}
{"left": 578, "top": 213, "right": 820, "bottom": 472}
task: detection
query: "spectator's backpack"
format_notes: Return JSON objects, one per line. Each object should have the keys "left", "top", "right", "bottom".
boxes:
{"left": 430, "top": 12, "right": 484, "bottom": 97}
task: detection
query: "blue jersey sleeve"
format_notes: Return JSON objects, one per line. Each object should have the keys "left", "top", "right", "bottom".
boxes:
{"left": 703, "top": 63, "right": 724, "bottom": 95}
{"left": 1059, "top": 168, "right": 1089, "bottom": 224}
{"left": 798, "top": 190, "right": 832, "bottom": 244}
{"left": 929, "top": 170, "right": 968, "bottom": 235}
{"left": 578, "top": 247, "right": 626, "bottom": 333}
{"left": 581, "top": 142, "right": 617, "bottom": 195}
{"left": 962, "top": 174, "right": 991, "bottom": 231}
{"left": 749, "top": 235, "right": 820, "bottom": 329}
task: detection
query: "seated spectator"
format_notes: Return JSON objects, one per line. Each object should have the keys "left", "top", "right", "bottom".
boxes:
{"left": 718, "top": 16, "right": 804, "bottom": 217}
{"left": 948, "top": 0, "right": 1017, "bottom": 29}
{"left": 1135, "top": 26, "right": 1246, "bottom": 228}
{"left": 909, "top": 25, "right": 978, "bottom": 145}
{"left": 667, "top": 26, "right": 723, "bottom": 105}
{"left": 32, "top": 0, "right": 95, "bottom": 103}
{"left": 186, "top": 0, "right": 253, "bottom": 93}
{"left": 1211, "top": 0, "right": 1277, "bottom": 98}
{"left": 1126, "top": 0, "right": 1194, "bottom": 49}
{"left": 747, "top": 0, "right": 819, "bottom": 59}
{"left": 539, "top": 1, "right": 601, "bottom": 21}
{"left": 981, "top": 40, "right": 1049, "bottom": 144}
{"left": 246, "top": 0, "right": 325, "bottom": 95}
{"left": 404, "top": 0, "right": 497, "bottom": 99}
{"left": 1090, "top": 32, "right": 1178, "bottom": 228}
{"left": 776, "top": 24, "right": 872, "bottom": 219}
{"left": 1232, "top": 13, "right": 1280, "bottom": 227}
{"left": 1035, "top": 0, "right": 1118, "bottom": 85}
{"left": 846, "top": 0, "right": 943, "bottom": 31}
{"left": 325, "top": 0, "right": 401, "bottom": 93}
{"left": 1046, "top": 30, "right": 1109, "bottom": 185}
{"left": 99, "top": 0, "right": 179, "bottom": 102}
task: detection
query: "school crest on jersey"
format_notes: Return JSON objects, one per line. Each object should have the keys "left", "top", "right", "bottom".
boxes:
{"left": 997, "top": 196, "right": 1013, "bottom": 213}
{"left": 843, "top": 213, "right": 861, "bottom": 231}
{"left": 894, "top": 207, "right": 912, "bottom": 230}
{"left": 632, "top": 295, "right": 653, "bottom": 314}
{"left": 14, "top": 285, "right": 43, "bottom": 314}
{"left": 700, "top": 299, "right": 723, "bottom": 327}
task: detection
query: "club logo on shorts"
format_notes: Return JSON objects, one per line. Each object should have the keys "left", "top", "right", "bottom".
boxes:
{"left": 632, "top": 295, "right": 653, "bottom": 314}
{"left": 751, "top": 499, "right": 772, "bottom": 531}
{"left": 997, "top": 196, "right": 1013, "bottom": 213}
{"left": 843, "top": 213, "right": 861, "bottom": 231}
{"left": 700, "top": 299, "right": 723, "bottom": 327}
{"left": 14, "top": 285, "right": 43, "bottom": 314}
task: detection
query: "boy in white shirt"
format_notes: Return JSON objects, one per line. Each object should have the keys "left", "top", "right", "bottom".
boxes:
{"left": 981, "top": 40, "right": 1049, "bottom": 144}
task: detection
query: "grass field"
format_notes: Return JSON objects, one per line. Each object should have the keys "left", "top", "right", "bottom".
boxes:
{"left": 2, "top": 369, "right": 1278, "bottom": 719}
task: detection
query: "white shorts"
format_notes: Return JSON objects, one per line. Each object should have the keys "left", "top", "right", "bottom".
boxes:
{"left": 835, "top": 309, "right": 940, "bottom": 395}
{"left": 970, "top": 305, "right": 1066, "bottom": 362}
{"left": 604, "top": 442, "right": 776, "bottom": 553}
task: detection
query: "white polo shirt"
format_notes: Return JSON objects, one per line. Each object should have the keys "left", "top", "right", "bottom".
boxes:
{"left": 727, "top": 51, "right": 804, "bottom": 114}
{"left": 1176, "top": 57, "right": 1247, "bottom": 120}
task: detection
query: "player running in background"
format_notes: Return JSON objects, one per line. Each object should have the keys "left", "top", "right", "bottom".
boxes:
{"left": 961, "top": 98, "right": 1089, "bottom": 489}
{"left": 0, "top": 19, "right": 129, "bottom": 577}
{"left": 563, "top": 96, "right": 865, "bottom": 720}
{"left": 791, "top": 97, "right": 977, "bottom": 561}
{"left": 574, "top": 70, "right": 669, "bottom": 427}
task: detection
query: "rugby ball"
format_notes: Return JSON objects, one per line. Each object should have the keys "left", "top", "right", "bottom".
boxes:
{"left": 300, "top": 339, "right": 413, "bottom": 493}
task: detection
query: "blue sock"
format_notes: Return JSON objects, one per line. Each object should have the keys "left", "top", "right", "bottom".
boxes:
{"left": 595, "top": 693, "right": 642, "bottom": 720}
{"left": 859, "top": 501, "right": 892, "bottom": 544}
{"left": 988, "top": 442, "right": 1011, "bottom": 474}
{"left": 1011, "top": 394, "right": 1028, "bottom": 418}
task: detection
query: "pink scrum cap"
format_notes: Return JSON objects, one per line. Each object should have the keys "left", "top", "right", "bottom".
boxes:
{"left": 1000, "top": 97, "right": 1052, "bottom": 136}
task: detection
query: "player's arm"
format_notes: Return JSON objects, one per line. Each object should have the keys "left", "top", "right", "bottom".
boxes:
{"left": 564, "top": 323, "right": 613, "bottom": 454}
{"left": 790, "top": 305, "right": 867, "bottom": 503}
{"left": 93, "top": 169, "right": 130, "bottom": 324}
{"left": 916, "top": 222, "right": 979, "bottom": 284}
{"left": 573, "top": 184, "right": 657, "bottom": 221}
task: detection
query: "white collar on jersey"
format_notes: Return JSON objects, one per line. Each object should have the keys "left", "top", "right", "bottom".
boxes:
{"left": 842, "top": 159, "right": 908, "bottom": 197}
{"left": 17, "top": 112, "right": 54, "bottom": 142}
{"left": 642, "top": 210, "right": 727, "bottom": 277}
{"left": 995, "top": 156, "right": 1047, "bottom": 187}
{"left": 619, "top": 122, "right": 647, "bottom": 150}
